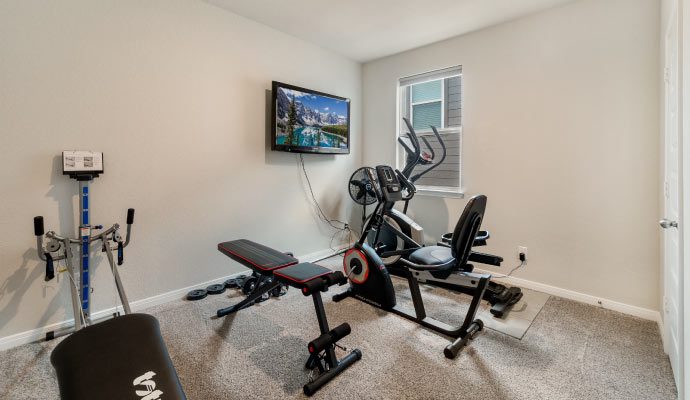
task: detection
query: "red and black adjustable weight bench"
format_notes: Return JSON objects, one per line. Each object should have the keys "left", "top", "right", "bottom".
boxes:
{"left": 217, "top": 239, "right": 361, "bottom": 396}
{"left": 50, "top": 313, "right": 186, "bottom": 400}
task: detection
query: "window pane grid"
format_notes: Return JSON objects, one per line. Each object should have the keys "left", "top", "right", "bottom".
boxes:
{"left": 411, "top": 80, "right": 442, "bottom": 103}
{"left": 412, "top": 102, "right": 442, "bottom": 131}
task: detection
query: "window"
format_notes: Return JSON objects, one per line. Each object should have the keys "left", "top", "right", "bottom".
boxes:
{"left": 398, "top": 66, "right": 462, "bottom": 194}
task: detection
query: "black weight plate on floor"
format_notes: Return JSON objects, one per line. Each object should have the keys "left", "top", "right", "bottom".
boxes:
{"left": 224, "top": 278, "right": 243, "bottom": 289}
{"left": 241, "top": 277, "right": 258, "bottom": 296}
{"left": 206, "top": 284, "right": 226, "bottom": 295}
{"left": 187, "top": 289, "right": 207, "bottom": 301}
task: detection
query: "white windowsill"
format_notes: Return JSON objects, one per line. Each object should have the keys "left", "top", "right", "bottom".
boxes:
{"left": 415, "top": 187, "right": 465, "bottom": 199}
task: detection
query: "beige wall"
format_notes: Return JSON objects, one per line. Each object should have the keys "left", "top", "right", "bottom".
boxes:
{"left": 362, "top": 0, "right": 661, "bottom": 310}
{"left": 0, "top": 0, "right": 361, "bottom": 339}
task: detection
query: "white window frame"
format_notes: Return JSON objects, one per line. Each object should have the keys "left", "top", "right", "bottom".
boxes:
{"left": 396, "top": 66, "right": 463, "bottom": 197}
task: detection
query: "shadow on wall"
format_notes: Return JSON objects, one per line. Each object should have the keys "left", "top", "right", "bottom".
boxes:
{"left": 46, "top": 154, "right": 76, "bottom": 237}
{"left": 0, "top": 155, "right": 104, "bottom": 335}
{"left": 405, "top": 195, "right": 451, "bottom": 246}
{"left": 0, "top": 249, "right": 71, "bottom": 334}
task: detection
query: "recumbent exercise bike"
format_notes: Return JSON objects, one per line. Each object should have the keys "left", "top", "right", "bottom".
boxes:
{"left": 354, "top": 117, "right": 522, "bottom": 317}
{"left": 335, "top": 165, "right": 495, "bottom": 358}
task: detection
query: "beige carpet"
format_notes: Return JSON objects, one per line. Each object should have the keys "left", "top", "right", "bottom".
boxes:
{"left": 0, "top": 268, "right": 678, "bottom": 399}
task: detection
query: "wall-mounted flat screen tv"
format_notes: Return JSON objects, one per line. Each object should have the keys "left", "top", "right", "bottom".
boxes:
{"left": 271, "top": 81, "right": 350, "bottom": 154}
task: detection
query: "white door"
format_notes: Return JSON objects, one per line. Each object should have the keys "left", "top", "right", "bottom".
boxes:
{"left": 661, "top": 1, "right": 683, "bottom": 394}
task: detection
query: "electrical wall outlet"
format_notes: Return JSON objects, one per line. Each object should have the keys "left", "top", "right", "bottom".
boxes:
{"left": 518, "top": 246, "right": 528, "bottom": 261}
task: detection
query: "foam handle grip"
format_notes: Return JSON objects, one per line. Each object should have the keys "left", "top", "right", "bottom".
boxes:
{"left": 34, "top": 216, "right": 44, "bottom": 236}
{"left": 307, "top": 333, "right": 332, "bottom": 354}
{"left": 45, "top": 254, "right": 55, "bottom": 281}
{"left": 302, "top": 278, "right": 326, "bottom": 296}
{"left": 307, "top": 323, "right": 352, "bottom": 354}
{"left": 325, "top": 271, "right": 346, "bottom": 287}
{"left": 329, "top": 323, "right": 351, "bottom": 343}
{"left": 117, "top": 243, "right": 124, "bottom": 265}
{"left": 126, "top": 208, "right": 135, "bottom": 224}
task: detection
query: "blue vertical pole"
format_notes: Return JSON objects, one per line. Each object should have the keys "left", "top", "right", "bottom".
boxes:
{"left": 79, "top": 181, "right": 90, "bottom": 323}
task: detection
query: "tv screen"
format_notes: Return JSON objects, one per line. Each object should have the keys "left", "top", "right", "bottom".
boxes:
{"left": 271, "top": 81, "right": 350, "bottom": 154}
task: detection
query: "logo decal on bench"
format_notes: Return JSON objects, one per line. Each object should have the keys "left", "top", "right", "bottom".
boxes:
{"left": 133, "top": 371, "right": 163, "bottom": 400}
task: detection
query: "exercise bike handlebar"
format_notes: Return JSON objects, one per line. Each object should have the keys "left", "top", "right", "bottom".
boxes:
{"left": 401, "top": 117, "right": 422, "bottom": 178}
{"left": 410, "top": 125, "right": 447, "bottom": 182}
{"left": 418, "top": 135, "right": 436, "bottom": 161}
{"left": 395, "top": 169, "right": 416, "bottom": 201}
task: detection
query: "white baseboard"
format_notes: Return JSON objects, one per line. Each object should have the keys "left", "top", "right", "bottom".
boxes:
{"left": 477, "top": 269, "right": 662, "bottom": 322}
{"left": 1, "top": 244, "right": 661, "bottom": 351}
{"left": 0, "top": 243, "right": 350, "bottom": 352}
{"left": 0, "top": 272, "right": 246, "bottom": 352}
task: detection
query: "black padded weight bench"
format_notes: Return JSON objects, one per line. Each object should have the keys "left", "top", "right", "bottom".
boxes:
{"left": 217, "top": 239, "right": 361, "bottom": 396}
{"left": 50, "top": 313, "right": 186, "bottom": 400}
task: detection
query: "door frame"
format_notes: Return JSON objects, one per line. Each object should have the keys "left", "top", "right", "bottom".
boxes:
{"left": 682, "top": 1, "right": 689, "bottom": 398}
{"left": 663, "top": 0, "right": 684, "bottom": 394}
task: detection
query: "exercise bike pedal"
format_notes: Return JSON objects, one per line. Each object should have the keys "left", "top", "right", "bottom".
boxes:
{"left": 489, "top": 290, "right": 523, "bottom": 318}
{"left": 508, "top": 289, "right": 523, "bottom": 305}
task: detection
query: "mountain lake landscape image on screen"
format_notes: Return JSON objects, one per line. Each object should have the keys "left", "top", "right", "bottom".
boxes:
{"left": 275, "top": 87, "right": 348, "bottom": 149}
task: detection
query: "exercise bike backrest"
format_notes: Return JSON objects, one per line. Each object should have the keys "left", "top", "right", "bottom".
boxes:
{"left": 450, "top": 195, "right": 487, "bottom": 267}
{"left": 399, "top": 117, "right": 447, "bottom": 183}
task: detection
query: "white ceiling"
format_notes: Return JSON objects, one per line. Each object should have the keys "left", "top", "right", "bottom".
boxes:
{"left": 206, "top": 0, "right": 577, "bottom": 62}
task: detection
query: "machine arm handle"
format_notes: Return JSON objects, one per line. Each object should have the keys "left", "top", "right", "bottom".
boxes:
{"left": 395, "top": 169, "right": 416, "bottom": 201}
{"left": 45, "top": 253, "right": 55, "bottom": 281}
{"left": 34, "top": 216, "right": 44, "bottom": 236}
{"left": 401, "top": 117, "right": 422, "bottom": 178}
{"left": 123, "top": 208, "right": 135, "bottom": 248}
{"left": 419, "top": 136, "right": 436, "bottom": 161}
{"left": 33, "top": 216, "right": 47, "bottom": 261}
{"left": 430, "top": 125, "right": 447, "bottom": 164}
{"left": 117, "top": 242, "right": 124, "bottom": 265}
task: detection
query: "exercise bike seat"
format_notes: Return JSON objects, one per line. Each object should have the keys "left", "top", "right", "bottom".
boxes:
{"left": 218, "top": 239, "right": 297, "bottom": 273}
{"left": 404, "top": 195, "right": 487, "bottom": 272}
{"left": 50, "top": 313, "right": 186, "bottom": 400}
{"left": 409, "top": 246, "right": 454, "bottom": 267}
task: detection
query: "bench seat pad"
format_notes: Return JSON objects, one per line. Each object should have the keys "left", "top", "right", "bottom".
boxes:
{"left": 218, "top": 239, "right": 297, "bottom": 273}
{"left": 50, "top": 313, "right": 186, "bottom": 400}
{"left": 273, "top": 263, "right": 332, "bottom": 289}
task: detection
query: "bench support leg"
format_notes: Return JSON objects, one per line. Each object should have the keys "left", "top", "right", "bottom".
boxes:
{"left": 303, "top": 291, "right": 361, "bottom": 396}
{"left": 216, "top": 279, "right": 280, "bottom": 318}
